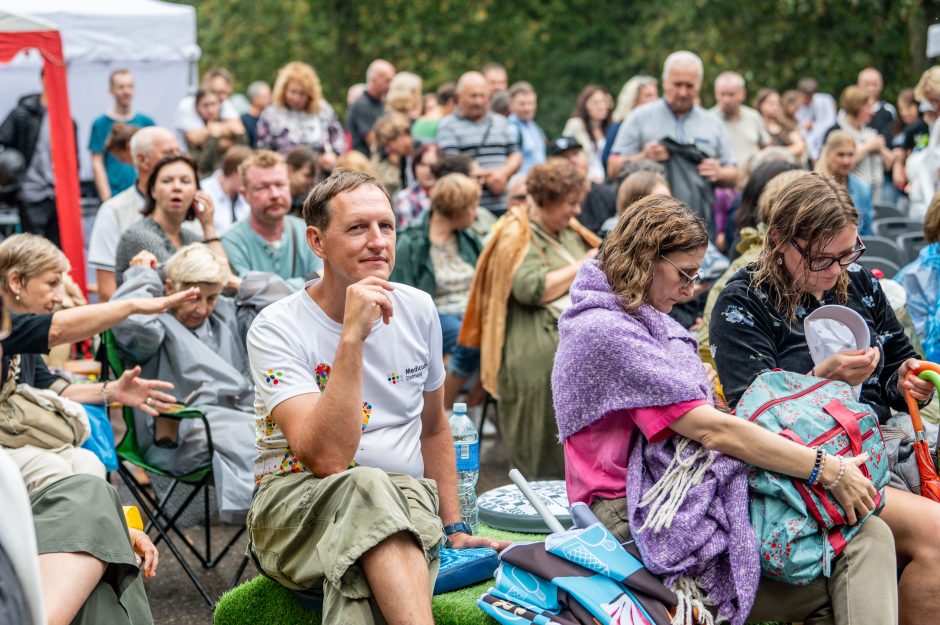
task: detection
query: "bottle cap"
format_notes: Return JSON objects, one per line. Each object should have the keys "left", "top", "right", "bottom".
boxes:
{"left": 453, "top": 402, "right": 467, "bottom": 413}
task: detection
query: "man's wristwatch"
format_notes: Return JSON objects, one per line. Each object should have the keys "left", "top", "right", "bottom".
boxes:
{"left": 443, "top": 522, "right": 472, "bottom": 539}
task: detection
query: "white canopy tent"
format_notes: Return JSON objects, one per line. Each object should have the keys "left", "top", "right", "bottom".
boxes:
{"left": 0, "top": 0, "right": 200, "bottom": 181}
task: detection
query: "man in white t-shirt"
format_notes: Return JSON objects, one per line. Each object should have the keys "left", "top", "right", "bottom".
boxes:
{"left": 246, "top": 170, "right": 507, "bottom": 625}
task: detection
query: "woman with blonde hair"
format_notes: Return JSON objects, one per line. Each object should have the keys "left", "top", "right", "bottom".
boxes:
{"left": 815, "top": 130, "right": 874, "bottom": 234}
{"left": 711, "top": 173, "right": 940, "bottom": 625}
{"left": 0, "top": 232, "right": 197, "bottom": 494}
{"left": 460, "top": 158, "right": 600, "bottom": 477}
{"left": 908, "top": 66, "right": 940, "bottom": 217}
{"left": 111, "top": 243, "right": 292, "bottom": 520}
{"left": 386, "top": 71, "right": 423, "bottom": 120}
{"left": 553, "top": 192, "right": 898, "bottom": 624}
{"left": 256, "top": 61, "right": 345, "bottom": 173}
{"left": 603, "top": 76, "right": 658, "bottom": 175}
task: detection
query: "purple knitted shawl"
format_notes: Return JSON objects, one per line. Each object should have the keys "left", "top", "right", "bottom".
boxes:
{"left": 552, "top": 260, "right": 759, "bottom": 625}
{"left": 552, "top": 259, "right": 712, "bottom": 440}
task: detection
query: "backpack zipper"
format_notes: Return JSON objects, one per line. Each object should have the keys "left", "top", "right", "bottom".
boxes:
{"left": 743, "top": 379, "right": 834, "bottom": 423}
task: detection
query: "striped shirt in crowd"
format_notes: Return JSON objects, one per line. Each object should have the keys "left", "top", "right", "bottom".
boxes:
{"left": 436, "top": 112, "right": 520, "bottom": 214}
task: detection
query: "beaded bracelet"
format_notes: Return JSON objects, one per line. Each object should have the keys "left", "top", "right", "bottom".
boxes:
{"left": 823, "top": 456, "right": 847, "bottom": 490}
{"left": 100, "top": 381, "right": 111, "bottom": 406}
{"left": 807, "top": 446, "right": 825, "bottom": 485}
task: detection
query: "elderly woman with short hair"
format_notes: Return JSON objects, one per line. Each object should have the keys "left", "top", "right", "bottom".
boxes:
{"left": 461, "top": 158, "right": 600, "bottom": 478}
{"left": 111, "top": 243, "right": 292, "bottom": 520}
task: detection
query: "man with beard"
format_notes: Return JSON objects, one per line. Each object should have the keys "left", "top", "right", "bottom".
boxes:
{"left": 221, "top": 150, "right": 322, "bottom": 288}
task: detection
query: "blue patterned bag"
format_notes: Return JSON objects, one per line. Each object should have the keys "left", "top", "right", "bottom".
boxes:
{"left": 734, "top": 370, "right": 890, "bottom": 586}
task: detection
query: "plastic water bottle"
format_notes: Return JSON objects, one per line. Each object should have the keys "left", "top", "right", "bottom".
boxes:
{"left": 449, "top": 402, "right": 479, "bottom": 532}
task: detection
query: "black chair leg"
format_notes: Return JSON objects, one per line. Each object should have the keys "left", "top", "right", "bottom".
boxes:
{"left": 203, "top": 481, "right": 211, "bottom": 569}
{"left": 118, "top": 467, "right": 214, "bottom": 606}
{"left": 228, "top": 554, "right": 252, "bottom": 589}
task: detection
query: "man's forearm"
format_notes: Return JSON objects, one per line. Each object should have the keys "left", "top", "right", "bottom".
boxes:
{"left": 299, "top": 336, "right": 366, "bottom": 475}
{"left": 500, "top": 152, "right": 522, "bottom": 178}
{"left": 422, "top": 422, "right": 462, "bottom": 526}
{"left": 91, "top": 156, "right": 111, "bottom": 201}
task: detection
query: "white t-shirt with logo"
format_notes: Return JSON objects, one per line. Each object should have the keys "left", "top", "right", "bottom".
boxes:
{"left": 247, "top": 281, "right": 445, "bottom": 483}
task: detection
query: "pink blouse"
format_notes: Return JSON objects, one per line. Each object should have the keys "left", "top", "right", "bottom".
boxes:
{"left": 564, "top": 400, "right": 706, "bottom": 506}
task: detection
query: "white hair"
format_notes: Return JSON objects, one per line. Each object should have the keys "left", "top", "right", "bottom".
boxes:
{"left": 165, "top": 243, "right": 230, "bottom": 289}
{"left": 129, "top": 126, "right": 172, "bottom": 162}
{"left": 662, "top": 51, "right": 704, "bottom": 83}
{"left": 612, "top": 75, "right": 657, "bottom": 123}
{"left": 507, "top": 172, "right": 527, "bottom": 195}
{"left": 246, "top": 80, "right": 269, "bottom": 101}
{"left": 714, "top": 71, "right": 745, "bottom": 91}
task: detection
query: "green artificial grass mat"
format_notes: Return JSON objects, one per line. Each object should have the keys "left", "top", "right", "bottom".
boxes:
{"left": 214, "top": 524, "right": 540, "bottom": 625}
{"left": 213, "top": 523, "right": 782, "bottom": 625}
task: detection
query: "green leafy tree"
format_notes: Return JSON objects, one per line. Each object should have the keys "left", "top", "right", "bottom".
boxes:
{"left": 177, "top": 0, "right": 936, "bottom": 135}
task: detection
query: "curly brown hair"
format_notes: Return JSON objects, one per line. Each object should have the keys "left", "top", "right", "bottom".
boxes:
{"left": 525, "top": 158, "right": 585, "bottom": 207}
{"left": 753, "top": 173, "right": 858, "bottom": 320}
{"left": 599, "top": 195, "right": 708, "bottom": 312}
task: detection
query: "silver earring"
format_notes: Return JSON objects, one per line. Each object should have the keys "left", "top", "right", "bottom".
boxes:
{"left": 14, "top": 292, "right": 20, "bottom": 301}
{"left": 776, "top": 256, "right": 783, "bottom": 266}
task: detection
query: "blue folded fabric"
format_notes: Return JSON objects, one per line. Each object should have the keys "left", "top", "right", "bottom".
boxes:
{"left": 433, "top": 547, "right": 500, "bottom": 594}
{"left": 81, "top": 403, "right": 118, "bottom": 471}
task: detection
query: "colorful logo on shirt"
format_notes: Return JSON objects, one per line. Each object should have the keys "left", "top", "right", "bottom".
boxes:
{"left": 362, "top": 402, "right": 372, "bottom": 430}
{"left": 315, "top": 363, "right": 331, "bottom": 392}
{"left": 264, "top": 369, "right": 283, "bottom": 385}
{"left": 387, "top": 372, "right": 401, "bottom": 385}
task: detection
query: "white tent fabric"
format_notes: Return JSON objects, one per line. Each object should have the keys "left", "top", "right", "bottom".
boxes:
{"left": 0, "top": 11, "right": 56, "bottom": 33}
{"left": 0, "top": 0, "right": 200, "bottom": 180}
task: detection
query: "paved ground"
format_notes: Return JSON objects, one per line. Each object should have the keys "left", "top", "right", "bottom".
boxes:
{"left": 124, "top": 410, "right": 514, "bottom": 625}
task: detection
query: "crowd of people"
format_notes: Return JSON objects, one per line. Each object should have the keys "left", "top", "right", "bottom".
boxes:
{"left": 1, "top": 46, "right": 940, "bottom": 625}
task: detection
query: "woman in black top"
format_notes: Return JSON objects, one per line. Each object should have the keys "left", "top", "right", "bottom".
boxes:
{"left": 710, "top": 173, "right": 940, "bottom": 625}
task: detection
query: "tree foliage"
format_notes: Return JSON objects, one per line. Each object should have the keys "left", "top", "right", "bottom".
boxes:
{"left": 178, "top": 0, "right": 935, "bottom": 134}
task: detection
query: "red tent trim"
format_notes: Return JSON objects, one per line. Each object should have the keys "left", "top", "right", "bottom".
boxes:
{"left": 0, "top": 27, "right": 86, "bottom": 293}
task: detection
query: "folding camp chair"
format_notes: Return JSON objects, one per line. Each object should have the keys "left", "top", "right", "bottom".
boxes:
{"left": 98, "top": 330, "right": 245, "bottom": 605}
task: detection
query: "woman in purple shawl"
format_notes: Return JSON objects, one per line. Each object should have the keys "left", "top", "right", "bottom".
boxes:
{"left": 552, "top": 195, "right": 898, "bottom": 625}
